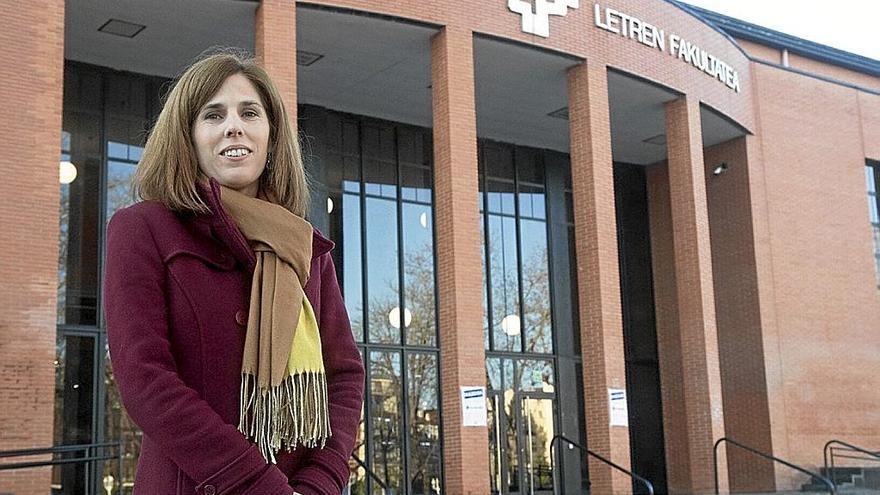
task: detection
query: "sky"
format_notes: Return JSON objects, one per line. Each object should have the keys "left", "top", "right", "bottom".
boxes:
{"left": 679, "top": 0, "right": 880, "bottom": 61}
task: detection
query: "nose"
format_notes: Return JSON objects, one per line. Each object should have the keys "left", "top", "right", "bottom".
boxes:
{"left": 224, "top": 114, "right": 244, "bottom": 137}
{"left": 224, "top": 124, "right": 243, "bottom": 137}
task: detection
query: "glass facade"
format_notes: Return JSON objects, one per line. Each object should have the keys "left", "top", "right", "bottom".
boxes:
{"left": 301, "top": 106, "right": 442, "bottom": 494}
{"left": 478, "top": 140, "right": 587, "bottom": 494}
{"left": 54, "top": 63, "right": 162, "bottom": 494}
{"left": 55, "top": 64, "right": 443, "bottom": 495}
{"left": 55, "top": 62, "right": 596, "bottom": 495}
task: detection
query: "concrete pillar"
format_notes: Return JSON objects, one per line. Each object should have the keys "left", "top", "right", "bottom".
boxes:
{"left": 0, "top": 0, "right": 65, "bottom": 493}
{"left": 663, "top": 97, "right": 727, "bottom": 493}
{"left": 430, "top": 27, "right": 490, "bottom": 495}
{"left": 255, "top": 0, "right": 297, "bottom": 127}
{"left": 567, "top": 61, "right": 632, "bottom": 494}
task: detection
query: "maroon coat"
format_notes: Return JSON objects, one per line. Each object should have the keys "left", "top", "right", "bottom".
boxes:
{"left": 103, "top": 179, "right": 364, "bottom": 495}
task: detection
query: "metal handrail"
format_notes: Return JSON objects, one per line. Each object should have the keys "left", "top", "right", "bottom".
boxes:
{"left": 0, "top": 442, "right": 123, "bottom": 491}
{"left": 714, "top": 437, "right": 835, "bottom": 494}
{"left": 350, "top": 452, "right": 390, "bottom": 492}
{"left": 550, "top": 434, "right": 654, "bottom": 495}
{"left": 823, "top": 439, "right": 880, "bottom": 486}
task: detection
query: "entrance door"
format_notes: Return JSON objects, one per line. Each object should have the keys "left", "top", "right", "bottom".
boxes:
{"left": 489, "top": 392, "right": 556, "bottom": 495}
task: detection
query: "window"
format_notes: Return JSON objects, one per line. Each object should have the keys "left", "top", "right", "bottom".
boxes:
{"left": 302, "top": 107, "right": 442, "bottom": 495}
{"left": 867, "top": 161, "right": 880, "bottom": 287}
{"left": 479, "top": 142, "right": 553, "bottom": 354}
{"left": 55, "top": 63, "right": 163, "bottom": 494}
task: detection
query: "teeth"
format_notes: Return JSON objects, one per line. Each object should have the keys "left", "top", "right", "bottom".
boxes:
{"left": 223, "top": 148, "right": 250, "bottom": 157}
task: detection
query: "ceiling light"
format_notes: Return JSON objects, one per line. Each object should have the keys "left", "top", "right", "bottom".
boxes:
{"left": 419, "top": 212, "right": 428, "bottom": 228}
{"left": 296, "top": 50, "right": 324, "bottom": 67}
{"left": 713, "top": 162, "right": 729, "bottom": 176}
{"left": 327, "top": 197, "right": 334, "bottom": 214}
{"left": 547, "top": 107, "right": 569, "bottom": 120}
{"left": 98, "top": 19, "right": 146, "bottom": 38}
{"left": 642, "top": 134, "right": 667, "bottom": 145}
{"left": 60, "top": 161, "right": 78, "bottom": 184}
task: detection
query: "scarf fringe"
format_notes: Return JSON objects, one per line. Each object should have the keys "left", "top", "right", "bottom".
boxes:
{"left": 238, "top": 371, "right": 332, "bottom": 464}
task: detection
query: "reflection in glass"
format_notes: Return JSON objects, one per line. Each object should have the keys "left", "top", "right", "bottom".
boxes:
{"left": 408, "top": 352, "right": 440, "bottom": 494}
{"left": 503, "top": 388, "right": 519, "bottom": 493}
{"left": 486, "top": 357, "right": 502, "bottom": 392}
{"left": 866, "top": 164, "right": 880, "bottom": 287}
{"left": 487, "top": 178, "right": 516, "bottom": 216}
{"left": 488, "top": 394, "right": 501, "bottom": 494}
{"left": 370, "top": 351, "right": 403, "bottom": 493}
{"left": 489, "top": 215, "right": 520, "bottom": 351}
{"left": 521, "top": 397, "right": 556, "bottom": 494}
{"left": 106, "top": 142, "right": 142, "bottom": 222}
{"left": 343, "top": 190, "right": 364, "bottom": 342}
{"left": 362, "top": 125, "right": 397, "bottom": 199}
{"left": 52, "top": 334, "right": 96, "bottom": 493}
{"left": 348, "top": 348, "right": 368, "bottom": 495}
{"left": 481, "top": 218, "right": 490, "bottom": 350}
{"left": 520, "top": 219, "right": 552, "bottom": 353}
{"left": 403, "top": 203, "right": 435, "bottom": 346}
{"left": 104, "top": 342, "right": 140, "bottom": 494}
{"left": 302, "top": 108, "right": 441, "bottom": 494}
{"left": 480, "top": 141, "right": 555, "bottom": 356}
{"left": 484, "top": 144, "right": 515, "bottom": 216}
{"left": 517, "top": 359, "right": 555, "bottom": 394}
{"left": 486, "top": 357, "right": 557, "bottom": 495}
{"left": 366, "top": 198, "right": 400, "bottom": 344}
{"left": 58, "top": 129, "right": 101, "bottom": 326}
{"left": 518, "top": 184, "right": 547, "bottom": 220}
{"left": 399, "top": 126, "right": 432, "bottom": 204}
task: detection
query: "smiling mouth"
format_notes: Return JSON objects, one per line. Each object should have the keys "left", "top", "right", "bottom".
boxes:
{"left": 220, "top": 147, "right": 251, "bottom": 158}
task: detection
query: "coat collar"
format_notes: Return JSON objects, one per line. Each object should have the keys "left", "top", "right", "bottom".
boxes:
{"left": 196, "top": 178, "right": 334, "bottom": 268}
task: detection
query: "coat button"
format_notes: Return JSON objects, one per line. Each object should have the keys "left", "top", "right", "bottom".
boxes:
{"left": 203, "top": 485, "right": 216, "bottom": 495}
{"left": 235, "top": 310, "right": 247, "bottom": 326}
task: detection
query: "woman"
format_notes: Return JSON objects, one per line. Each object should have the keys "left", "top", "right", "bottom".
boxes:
{"left": 103, "top": 51, "right": 364, "bottom": 495}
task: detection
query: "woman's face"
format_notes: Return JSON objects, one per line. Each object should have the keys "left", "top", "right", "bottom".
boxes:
{"left": 192, "top": 73, "right": 270, "bottom": 198}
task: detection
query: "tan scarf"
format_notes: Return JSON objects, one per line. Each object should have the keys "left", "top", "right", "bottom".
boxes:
{"left": 219, "top": 186, "right": 331, "bottom": 464}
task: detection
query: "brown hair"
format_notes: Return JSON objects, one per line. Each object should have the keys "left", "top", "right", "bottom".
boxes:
{"left": 134, "top": 49, "right": 310, "bottom": 216}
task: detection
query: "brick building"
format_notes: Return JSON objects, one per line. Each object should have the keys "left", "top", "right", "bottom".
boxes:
{"left": 1, "top": 0, "right": 878, "bottom": 493}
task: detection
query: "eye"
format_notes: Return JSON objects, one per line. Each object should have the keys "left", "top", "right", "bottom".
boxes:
{"left": 203, "top": 112, "right": 222, "bottom": 120}
{"left": 243, "top": 109, "right": 259, "bottom": 118}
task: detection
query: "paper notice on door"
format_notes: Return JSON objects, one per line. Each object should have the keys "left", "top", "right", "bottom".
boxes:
{"left": 609, "top": 388, "right": 629, "bottom": 426}
{"left": 461, "top": 386, "right": 487, "bottom": 427}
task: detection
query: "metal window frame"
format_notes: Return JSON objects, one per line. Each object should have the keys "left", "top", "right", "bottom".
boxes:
{"left": 341, "top": 113, "right": 443, "bottom": 495}
{"left": 868, "top": 160, "right": 880, "bottom": 287}
{"left": 57, "top": 62, "right": 163, "bottom": 495}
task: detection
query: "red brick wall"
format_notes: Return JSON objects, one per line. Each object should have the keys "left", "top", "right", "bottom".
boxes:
{"left": 661, "top": 97, "right": 728, "bottom": 493}
{"left": 861, "top": 90, "right": 880, "bottom": 160}
{"left": 430, "top": 26, "right": 490, "bottom": 495}
{"left": 0, "top": 0, "right": 65, "bottom": 494}
{"left": 734, "top": 38, "right": 783, "bottom": 65}
{"left": 646, "top": 161, "right": 692, "bottom": 492}
{"left": 752, "top": 62, "right": 880, "bottom": 488}
{"left": 786, "top": 52, "right": 880, "bottom": 92}
{"left": 568, "top": 61, "right": 632, "bottom": 493}
{"left": 704, "top": 137, "right": 775, "bottom": 492}
{"left": 256, "top": 0, "right": 298, "bottom": 127}
{"left": 303, "top": 0, "right": 757, "bottom": 132}
{"left": 10, "top": 1, "right": 880, "bottom": 493}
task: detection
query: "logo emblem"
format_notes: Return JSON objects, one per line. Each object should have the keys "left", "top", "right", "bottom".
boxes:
{"left": 508, "top": 0, "right": 580, "bottom": 38}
